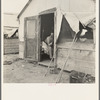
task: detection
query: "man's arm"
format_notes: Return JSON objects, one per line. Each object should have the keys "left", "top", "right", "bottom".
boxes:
{"left": 48, "top": 42, "right": 52, "bottom": 46}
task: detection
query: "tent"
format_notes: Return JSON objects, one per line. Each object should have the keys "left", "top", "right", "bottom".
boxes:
{"left": 4, "top": 28, "right": 18, "bottom": 38}
{"left": 3, "top": 13, "right": 19, "bottom": 54}
{"left": 17, "top": 0, "right": 96, "bottom": 75}
{"left": 3, "top": 13, "right": 19, "bottom": 38}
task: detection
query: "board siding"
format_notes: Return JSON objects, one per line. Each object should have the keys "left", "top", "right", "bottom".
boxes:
{"left": 4, "top": 39, "right": 19, "bottom": 54}
{"left": 57, "top": 42, "right": 95, "bottom": 76}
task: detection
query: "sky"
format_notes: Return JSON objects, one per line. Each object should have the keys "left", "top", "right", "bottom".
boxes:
{"left": 3, "top": 0, "right": 28, "bottom": 14}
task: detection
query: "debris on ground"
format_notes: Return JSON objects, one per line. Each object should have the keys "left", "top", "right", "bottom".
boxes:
{"left": 4, "top": 61, "right": 12, "bottom": 65}
{"left": 84, "top": 74, "right": 95, "bottom": 83}
{"left": 27, "top": 60, "right": 37, "bottom": 65}
{"left": 4, "top": 58, "right": 23, "bottom": 65}
{"left": 50, "top": 68, "right": 59, "bottom": 74}
{"left": 70, "top": 70, "right": 95, "bottom": 83}
{"left": 13, "top": 58, "right": 23, "bottom": 62}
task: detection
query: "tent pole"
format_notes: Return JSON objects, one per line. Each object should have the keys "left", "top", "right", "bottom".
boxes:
{"left": 93, "top": 28, "right": 96, "bottom": 44}
{"left": 55, "top": 34, "right": 77, "bottom": 83}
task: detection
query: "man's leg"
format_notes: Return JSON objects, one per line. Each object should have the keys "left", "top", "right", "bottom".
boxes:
{"left": 48, "top": 46, "right": 53, "bottom": 59}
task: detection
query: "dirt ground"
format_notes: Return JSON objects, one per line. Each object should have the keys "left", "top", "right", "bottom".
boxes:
{"left": 3, "top": 54, "right": 70, "bottom": 83}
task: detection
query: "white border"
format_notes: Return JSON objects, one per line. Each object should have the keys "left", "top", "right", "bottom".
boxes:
{"left": 2, "top": 0, "right": 99, "bottom": 100}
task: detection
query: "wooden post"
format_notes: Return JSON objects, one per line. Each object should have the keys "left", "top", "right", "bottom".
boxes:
{"left": 37, "top": 16, "right": 41, "bottom": 62}
{"left": 93, "top": 28, "right": 96, "bottom": 44}
{"left": 54, "top": 10, "right": 57, "bottom": 69}
{"left": 24, "top": 18, "right": 27, "bottom": 58}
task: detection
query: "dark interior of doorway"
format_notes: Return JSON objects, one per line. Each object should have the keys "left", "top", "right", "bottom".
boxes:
{"left": 40, "top": 13, "right": 54, "bottom": 62}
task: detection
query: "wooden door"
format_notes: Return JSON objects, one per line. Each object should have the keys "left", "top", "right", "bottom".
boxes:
{"left": 24, "top": 16, "right": 39, "bottom": 61}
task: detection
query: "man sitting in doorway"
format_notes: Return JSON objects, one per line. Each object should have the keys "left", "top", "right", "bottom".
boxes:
{"left": 45, "top": 32, "right": 54, "bottom": 59}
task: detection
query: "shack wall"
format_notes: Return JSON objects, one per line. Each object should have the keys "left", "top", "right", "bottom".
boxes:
{"left": 4, "top": 39, "right": 19, "bottom": 54}
{"left": 57, "top": 42, "right": 95, "bottom": 76}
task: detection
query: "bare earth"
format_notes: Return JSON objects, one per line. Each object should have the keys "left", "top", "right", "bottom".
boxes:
{"left": 3, "top": 54, "right": 70, "bottom": 83}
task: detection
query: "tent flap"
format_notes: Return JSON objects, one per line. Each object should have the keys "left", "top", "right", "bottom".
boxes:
{"left": 56, "top": 9, "right": 96, "bottom": 42}
{"left": 57, "top": 15, "right": 75, "bottom": 43}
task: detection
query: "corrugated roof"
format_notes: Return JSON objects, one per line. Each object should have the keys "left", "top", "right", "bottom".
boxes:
{"left": 3, "top": 13, "right": 19, "bottom": 27}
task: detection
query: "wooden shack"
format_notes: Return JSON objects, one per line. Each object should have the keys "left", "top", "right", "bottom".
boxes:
{"left": 3, "top": 13, "right": 19, "bottom": 54}
{"left": 17, "top": 0, "right": 96, "bottom": 76}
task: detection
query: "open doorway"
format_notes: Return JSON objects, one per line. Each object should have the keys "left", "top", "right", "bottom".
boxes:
{"left": 39, "top": 13, "right": 54, "bottom": 63}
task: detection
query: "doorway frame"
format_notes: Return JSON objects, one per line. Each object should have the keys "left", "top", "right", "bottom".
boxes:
{"left": 38, "top": 8, "right": 57, "bottom": 67}
{"left": 24, "top": 8, "right": 57, "bottom": 67}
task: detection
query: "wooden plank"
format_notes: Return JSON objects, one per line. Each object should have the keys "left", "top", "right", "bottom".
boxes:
{"left": 4, "top": 43, "right": 19, "bottom": 45}
{"left": 57, "top": 41, "right": 95, "bottom": 51}
{"left": 93, "top": 29, "right": 96, "bottom": 44}
{"left": 38, "top": 60, "right": 54, "bottom": 67}
{"left": 54, "top": 11, "right": 57, "bottom": 67}
{"left": 57, "top": 49, "right": 95, "bottom": 61}
{"left": 4, "top": 46, "right": 19, "bottom": 48}
{"left": 24, "top": 18, "right": 27, "bottom": 58}
{"left": 57, "top": 46, "right": 95, "bottom": 51}
{"left": 4, "top": 41, "right": 19, "bottom": 44}
{"left": 24, "top": 16, "right": 38, "bottom": 60}
{"left": 4, "top": 39, "right": 19, "bottom": 42}
{"left": 39, "top": 7, "right": 56, "bottom": 15}
{"left": 4, "top": 44, "right": 19, "bottom": 46}
{"left": 5, "top": 50, "right": 19, "bottom": 53}
{"left": 5, "top": 48, "right": 19, "bottom": 50}
{"left": 4, "top": 50, "right": 19, "bottom": 54}
{"left": 26, "top": 38, "right": 36, "bottom": 59}
{"left": 5, "top": 49, "right": 19, "bottom": 51}
{"left": 57, "top": 57, "right": 95, "bottom": 76}
{"left": 4, "top": 42, "right": 19, "bottom": 44}
{"left": 37, "top": 16, "right": 41, "bottom": 61}
{"left": 4, "top": 39, "right": 19, "bottom": 54}
{"left": 6, "top": 47, "right": 19, "bottom": 49}
{"left": 4, "top": 45, "right": 19, "bottom": 48}
{"left": 35, "top": 17, "right": 38, "bottom": 61}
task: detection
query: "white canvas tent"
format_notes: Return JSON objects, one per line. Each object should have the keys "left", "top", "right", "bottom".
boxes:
{"left": 18, "top": 0, "right": 95, "bottom": 40}
{"left": 4, "top": 28, "right": 18, "bottom": 38}
{"left": 17, "top": 0, "right": 96, "bottom": 75}
{"left": 3, "top": 13, "right": 19, "bottom": 38}
{"left": 3, "top": 13, "right": 19, "bottom": 54}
